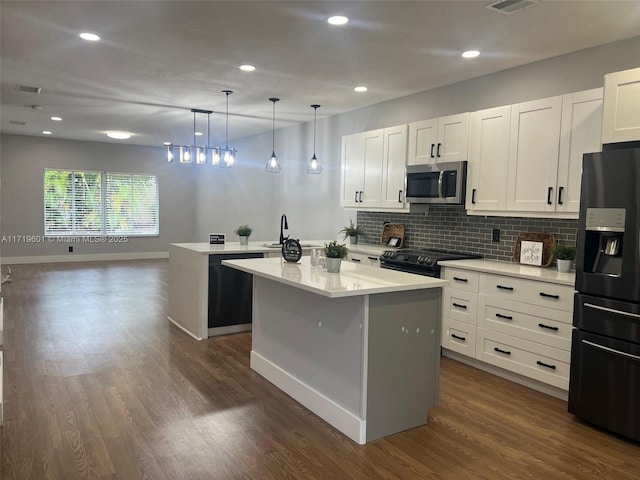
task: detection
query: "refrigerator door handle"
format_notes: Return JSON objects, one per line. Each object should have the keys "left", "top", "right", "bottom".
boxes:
{"left": 582, "top": 339, "right": 640, "bottom": 362}
{"left": 584, "top": 302, "right": 640, "bottom": 319}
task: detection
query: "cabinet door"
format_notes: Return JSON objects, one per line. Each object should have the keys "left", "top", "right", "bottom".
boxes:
{"left": 436, "top": 112, "right": 470, "bottom": 161}
{"left": 380, "top": 125, "right": 409, "bottom": 209}
{"left": 341, "top": 133, "right": 364, "bottom": 207}
{"left": 407, "top": 119, "right": 437, "bottom": 165}
{"left": 557, "top": 88, "right": 603, "bottom": 213}
{"left": 361, "top": 129, "right": 384, "bottom": 207}
{"left": 602, "top": 67, "right": 640, "bottom": 144}
{"left": 507, "top": 96, "right": 562, "bottom": 212}
{"left": 466, "top": 105, "right": 511, "bottom": 211}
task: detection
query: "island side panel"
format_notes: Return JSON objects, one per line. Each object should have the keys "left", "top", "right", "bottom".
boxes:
{"left": 250, "top": 276, "right": 365, "bottom": 441}
{"left": 365, "top": 288, "right": 442, "bottom": 442}
{"left": 168, "top": 245, "right": 208, "bottom": 340}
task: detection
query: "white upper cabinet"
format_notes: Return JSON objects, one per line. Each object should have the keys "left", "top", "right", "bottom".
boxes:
{"left": 466, "top": 105, "right": 511, "bottom": 211}
{"left": 341, "top": 126, "right": 408, "bottom": 211}
{"left": 506, "top": 96, "right": 563, "bottom": 212}
{"left": 602, "top": 67, "right": 640, "bottom": 144}
{"left": 556, "top": 88, "right": 603, "bottom": 213}
{"left": 380, "top": 125, "right": 409, "bottom": 209}
{"left": 341, "top": 130, "right": 384, "bottom": 208}
{"left": 407, "top": 112, "right": 469, "bottom": 165}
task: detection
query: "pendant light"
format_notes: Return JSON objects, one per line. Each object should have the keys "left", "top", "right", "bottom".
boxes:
{"left": 220, "top": 90, "right": 236, "bottom": 168}
{"left": 306, "top": 104, "right": 322, "bottom": 174}
{"left": 266, "top": 97, "right": 281, "bottom": 173}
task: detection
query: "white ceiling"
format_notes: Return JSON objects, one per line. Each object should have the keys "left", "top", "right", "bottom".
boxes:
{"left": 1, "top": 1, "right": 640, "bottom": 149}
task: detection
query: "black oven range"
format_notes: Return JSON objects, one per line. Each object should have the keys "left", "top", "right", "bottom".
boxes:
{"left": 380, "top": 249, "right": 481, "bottom": 278}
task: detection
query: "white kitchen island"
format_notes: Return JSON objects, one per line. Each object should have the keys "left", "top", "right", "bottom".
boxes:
{"left": 222, "top": 256, "right": 448, "bottom": 444}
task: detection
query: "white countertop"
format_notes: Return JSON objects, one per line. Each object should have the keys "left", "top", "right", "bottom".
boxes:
{"left": 346, "top": 244, "right": 394, "bottom": 256}
{"left": 222, "top": 256, "right": 448, "bottom": 298}
{"left": 171, "top": 241, "right": 329, "bottom": 255}
{"left": 439, "top": 259, "right": 576, "bottom": 286}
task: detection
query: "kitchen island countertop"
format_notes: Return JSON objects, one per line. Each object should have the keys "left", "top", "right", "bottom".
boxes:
{"left": 222, "top": 256, "right": 447, "bottom": 298}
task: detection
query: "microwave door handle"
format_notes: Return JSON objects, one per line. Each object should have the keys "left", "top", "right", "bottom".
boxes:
{"left": 438, "top": 171, "right": 444, "bottom": 198}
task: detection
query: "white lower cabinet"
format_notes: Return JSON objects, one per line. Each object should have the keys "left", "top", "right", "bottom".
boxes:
{"left": 442, "top": 264, "right": 574, "bottom": 393}
{"left": 345, "top": 250, "right": 381, "bottom": 267}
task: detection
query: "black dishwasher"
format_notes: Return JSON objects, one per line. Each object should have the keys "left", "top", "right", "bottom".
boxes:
{"left": 208, "top": 253, "right": 263, "bottom": 328}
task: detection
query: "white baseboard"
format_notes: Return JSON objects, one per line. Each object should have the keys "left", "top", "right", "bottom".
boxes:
{"left": 167, "top": 316, "right": 202, "bottom": 341}
{"left": 207, "top": 323, "right": 251, "bottom": 337}
{"left": 250, "top": 350, "right": 365, "bottom": 444}
{"left": 442, "top": 349, "right": 569, "bottom": 401}
{"left": 2, "top": 251, "right": 169, "bottom": 265}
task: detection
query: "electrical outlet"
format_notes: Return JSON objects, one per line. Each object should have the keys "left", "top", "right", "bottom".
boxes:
{"left": 492, "top": 229, "right": 500, "bottom": 242}
{"left": 68, "top": 246, "right": 74, "bottom": 253}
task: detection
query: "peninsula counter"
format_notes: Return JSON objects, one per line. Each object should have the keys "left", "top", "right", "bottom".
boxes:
{"left": 222, "top": 256, "right": 447, "bottom": 444}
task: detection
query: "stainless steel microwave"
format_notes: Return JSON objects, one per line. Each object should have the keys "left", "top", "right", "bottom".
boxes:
{"left": 405, "top": 161, "right": 467, "bottom": 204}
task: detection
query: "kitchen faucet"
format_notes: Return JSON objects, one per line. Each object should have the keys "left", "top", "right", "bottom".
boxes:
{"left": 279, "top": 214, "right": 289, "bottom": 244}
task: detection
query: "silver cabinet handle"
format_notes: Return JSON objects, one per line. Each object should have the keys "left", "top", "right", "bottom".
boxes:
{"left": 584, "top": 302, "right": 640, "bottom": 319}
{"left": 582, "top": 339, "right": 640, "bottom": 361}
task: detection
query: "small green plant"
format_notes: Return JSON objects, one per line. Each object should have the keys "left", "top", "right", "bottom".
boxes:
{"left": 234, "top": 225, "right": 253, "bottom": 237}
{"left": 324, "top": 240, "right": 348, "bottom": 259}
{"left": 552, "top": 244, "right": 576, "bottom": 260}
{"left": 338, "top": 219, "right": 366, "bottom": 240}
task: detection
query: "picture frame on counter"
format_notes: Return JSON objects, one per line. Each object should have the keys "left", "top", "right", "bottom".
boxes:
{"left": 520, "top": 240, "right": 544, "bottom": 266}
{"left": 209, "top": 233, "right": 225, "bottom": 245}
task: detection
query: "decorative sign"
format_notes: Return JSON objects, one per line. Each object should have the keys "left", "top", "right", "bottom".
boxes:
{"left": 209, "top": 233, "right": 225, "bottom": 245}
{"left": 520, "top": 240, "right": 543, "bottom": 266}
{"left": 282, "top": 238, "right": 302, "bottom": 263}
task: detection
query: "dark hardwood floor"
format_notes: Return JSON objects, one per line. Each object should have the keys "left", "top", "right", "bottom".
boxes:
{"left": 1, "top": 259, "right": 638, "bottom": 479}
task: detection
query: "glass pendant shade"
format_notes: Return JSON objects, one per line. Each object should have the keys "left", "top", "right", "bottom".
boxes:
{"left": 167, "top": 145, "right": 174, "bottom": 163}
{"left": 179, "top": 146, "right": 192, "bottom": 163}
{"left": 195, "top": 146, "right": 207, "bottom": 164}
{"left": 266, "top": 98, "right": 281, "bottom": 173}
{"left": 222, "top": 149, "right": 236, "bottom": 167}
{"left": 306, "top": 104, "right": 322, "bottom": 174}
{"left": 211, "top": 148, "right": 221, "bottom": 165}
{"left": 220, "top": 90, "right": 236, "bottom": 168}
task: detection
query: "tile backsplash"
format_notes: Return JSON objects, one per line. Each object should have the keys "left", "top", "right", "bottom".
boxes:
{"left": 357, "top": 206, "right": 578, "bottom": 263}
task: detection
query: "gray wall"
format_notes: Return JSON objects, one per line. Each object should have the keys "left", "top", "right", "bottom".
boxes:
{"left": 1, "top": 36, "right": 639, "bottom": 261}
{"left": 0, "top": 135, "right": 196, "bottom": 258}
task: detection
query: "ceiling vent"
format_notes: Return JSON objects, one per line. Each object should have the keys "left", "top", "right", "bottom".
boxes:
{"left": 15, "top": 84, "right": 42, "bottom": 94}
{"left": 486, "top": 0, "right": 538, "bottom": 14}
{"left": 8, "top": 120, "right": 27, "bottom": 126}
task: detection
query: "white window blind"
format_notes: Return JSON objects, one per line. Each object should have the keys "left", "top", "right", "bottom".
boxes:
{"left": 44, "top": 169, "right": 103, "bottom": 235}
{"left": 44, "top": 169, "right": 158, "bottom": 236}
{"left": 105, "top": 173, "right": 159, "bottom": 235}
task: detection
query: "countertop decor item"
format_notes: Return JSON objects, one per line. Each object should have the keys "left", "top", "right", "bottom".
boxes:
{"left": 339, "top": 219, "right": 366, "bottom": 244}
{"left": 324, "top": 240, "right": 348, "bottom": 273}
{"left": 306, "top": 104, "right": 322, "bottom": 174}
{"left": 381, "top": 223, "right": 405, "bottom": 248}
{"left": 282, "top": 238, "right": 302, "bottom": 263}
{"left": 266, "top": 98, "right": 282, "bottom": 173}
{"left": 234, "top": 225, "right": 253, "bottom": 245}
{"left": 552, "top": 243, "right": 576, "bottom": 273}
{"left": 513, "top": 232, "right": 555, "bottom": 267}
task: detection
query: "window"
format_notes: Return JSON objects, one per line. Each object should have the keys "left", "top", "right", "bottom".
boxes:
{"left": 44, "top": 169, "right": 159, "bottom": 236}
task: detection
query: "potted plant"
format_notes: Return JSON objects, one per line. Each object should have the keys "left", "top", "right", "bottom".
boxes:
{"left": 339, "top": 219, "right": 366, "bottom": 245}
{"left": 234, "top": 225, "right": 253, "bottom": 245}
{"left": 324, "top": 240, "right": 348, "bottom": 273}
{"left": 552, "top": 243, "right": 576, "bottom": 273}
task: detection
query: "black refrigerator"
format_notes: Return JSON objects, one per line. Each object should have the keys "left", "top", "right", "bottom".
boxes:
{"left": 569, "top": 144, "right": 640, "bottom": 442}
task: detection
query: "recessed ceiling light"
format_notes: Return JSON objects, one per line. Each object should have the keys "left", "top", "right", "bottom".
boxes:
{"left": 51, "top": 116, "right": 62, "bottom": 121}
{"left": 239, "top": 64, "right": 256, "bottom": 72}
{"left": 195, "top": 131, "right": 203, "bottom": 136}
{"left": 354, "top": 86, "right": 368, "bottom": 93}
{"left": 42, "top": 131, "right": 52, "bottom": 135}
{"left": 462, "top": 50, "right": 480, "bottom": 58}
{"left": 328, "top": 16, "right": 349, "bottom": 25}
{"left": 79, "top": 32, "right": 100, "bottom": 42}
{"left": 106, "top": 131, "right": 132, "bottom": 140}
{"left": 163, "top": 141, "right": 171, "bottom": 146}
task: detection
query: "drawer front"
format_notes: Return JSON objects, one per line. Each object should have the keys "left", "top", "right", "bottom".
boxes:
{"left": 443, "top": 318, "right": 476, "bottom": 358}
{"left": 347, "top": 251, "right": 380, "bottom": 267}
{"left": 479, "top": 273, "right": 574, "bottom": 311}
{"left": 476, "top": 328, "right": 570, "bottom": 390}
{"left": 478, "top": 296, "right": 572, "bottom": 351}
{"left": 443, "top": 287, "right": 478, "bottom": 325}
{"left": 443, "top": 268, "right": 480, "bottom": 293}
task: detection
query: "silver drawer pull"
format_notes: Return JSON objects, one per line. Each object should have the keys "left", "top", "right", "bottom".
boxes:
{"left": 582, "top": 340, "right": 640, "bottom": 361}
{"left": 584, "top": 303, "right": 640, "bottom": 319}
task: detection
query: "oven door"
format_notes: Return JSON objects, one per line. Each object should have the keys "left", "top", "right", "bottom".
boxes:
{"left": 380, "top": 262, "right": 440, "bottom": 278}
{"left": 405, "top": 162, "right": 467, "bottom": 204}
